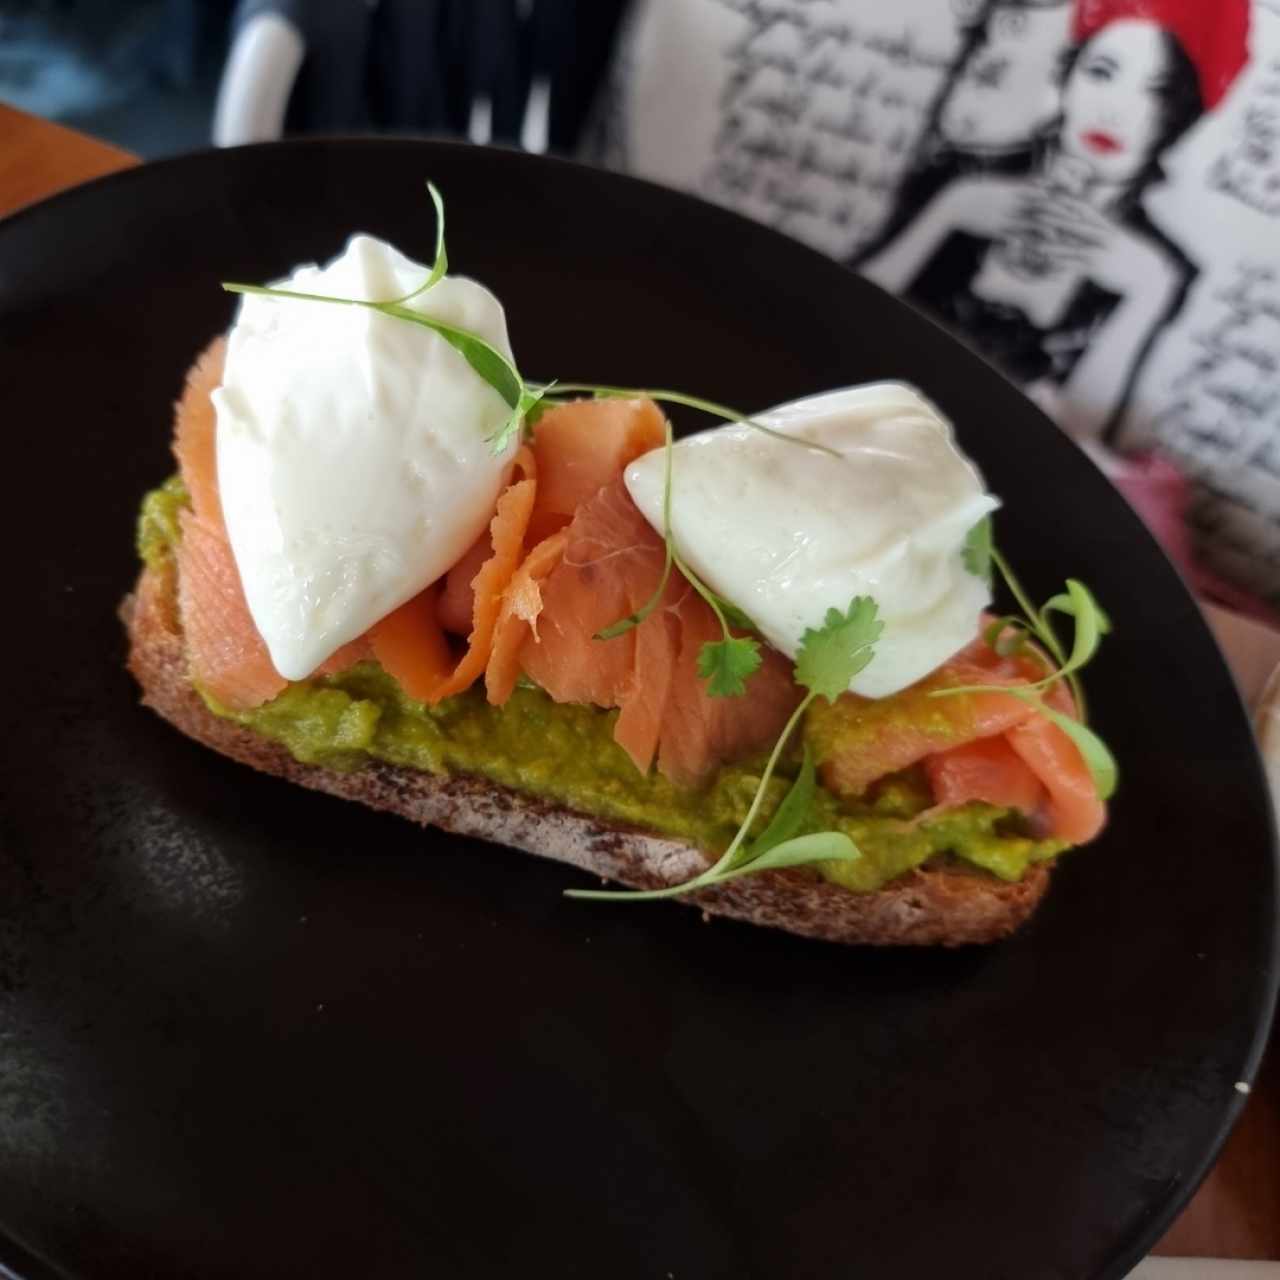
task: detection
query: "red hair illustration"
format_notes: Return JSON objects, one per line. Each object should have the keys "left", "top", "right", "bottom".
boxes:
{"left": 1072, "top": 0, "right": 1250, "bottom": 110}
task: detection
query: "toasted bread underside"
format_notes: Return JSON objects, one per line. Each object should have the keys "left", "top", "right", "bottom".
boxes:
{"left": 121, "top": 562, "right": 1051, "bottom": 946}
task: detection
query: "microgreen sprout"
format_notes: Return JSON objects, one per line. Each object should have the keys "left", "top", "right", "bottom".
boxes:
{"left": 939, "top": 524, "right": 1116, "bottom": 800}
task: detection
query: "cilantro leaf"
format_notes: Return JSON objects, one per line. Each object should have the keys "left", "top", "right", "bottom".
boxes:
{"left": 794, "top": 596, "right": 883, "bottom": 703}
{"left": 697, "top": 636, "right": 762, "bottom": 699}
{"left": 962, "top": 515, "right": 993, "bottom": 581}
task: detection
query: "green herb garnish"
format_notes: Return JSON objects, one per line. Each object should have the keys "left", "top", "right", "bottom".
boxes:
{"left": 696, "top": 634, "right": 763, "bottom": 699}
{"left": 388, "top": 180, "right": 449, "bottom": 302}
{"left": 566, "top": 596, "right": 881, "bottom": 902}
{"left": 931, "top": 537, "right": 1116, "bottom": 800}
{"left": 793, "top": 596, "right": 883, "bottom": 700}
{"left": 541, "top": 383, "right": 842, "bottom": 459}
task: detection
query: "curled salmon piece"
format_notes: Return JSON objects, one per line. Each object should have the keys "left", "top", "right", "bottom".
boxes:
{"left": 369, "top": 446, "right": 538, "bottom": 705}
{"left": 808, "top": 654, "right": 1042, "bottom": 798}
{"left": 526, "top": 398, "right": 667, "bottom": 545}
{"left": 175, "top": 512, "right": 371, "bottom": 711}
{"left": 1006, "top": 715, "right": 1106, "bottom": 844}
{"left": 811, "top": 634, "right": 1104, "bottom": 842}
{"left": 173, "top": 337, "right": 227, "bottom": 525}
{"left": 437, "top": 535, "right": 493, "bottom": 637}
{"left": 176, "top": 510, "right": 289, "bottom": 710}
{"left": 430, "top": 396, "right": 667, "bottom": 697}
{"left": 485, "top": 530, "right": 569, "bottom": 705}
{"left": 442, "top": 399, "right": 666, "bottom": 634}
{"left": 366, "top": 584, "right": 453, "bottom": 704}
{"left": 924, "top": 736, "right": 1045, "bottom": 818}
{"left": 519, "top": 479, "right": 801, "bottom": 787}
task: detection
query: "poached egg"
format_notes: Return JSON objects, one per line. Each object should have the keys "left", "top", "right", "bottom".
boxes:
{"left": 213, "top": 234, "right": 516, "bottom": 681}
{"left": 623, "top": 383, "right": 998, "bottom": 698}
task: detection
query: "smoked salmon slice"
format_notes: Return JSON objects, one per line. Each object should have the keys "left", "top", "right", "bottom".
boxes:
{"left": 173, "top": 337, "right": 227, "bottom": 525}
{"left": 438, "top": 534, "right": 493, "bottom": 637}
{"left": 176, "top": 509, "right": 289, "bottom": 710}
{"left": 925, "top": 736, "right": 1045, "bottom": 817}
{"left": 367, "top": 584, "right": 454, "bottom": 703}
{"left": 811, "top": 632, "right": 1102, "bottom": 842}
{"left": 519, "top": 479, "right": 801, "bottom": 787}
{"left": 808, "top": 662, "right": 1040, "bottom": 797}
{"left": 526, "top": 398, "right": 667, "bottom": 544}
{"left": 172, "top": 339, "right": 367, "bottom": 709}
{"left": 1006, "top": 715, "right": 1106, "bottom": 843}
{"left": 370, "top": 446, "right": 541, "bottom": 706}
{"left": 439, "top": 398, "right": 666, "bottom": 644}
{"left": 176, "top": 510, "right": 370, "bottom": 710}
{"left": 485, "top": 530, "right": 569, "bottom": 704}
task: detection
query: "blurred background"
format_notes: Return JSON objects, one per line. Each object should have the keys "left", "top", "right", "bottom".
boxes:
{"left": 0, "top": 0, "right": 628, "bottom": 156}
{"left": 1, "top": 0, "right": 231, "bottom": 154}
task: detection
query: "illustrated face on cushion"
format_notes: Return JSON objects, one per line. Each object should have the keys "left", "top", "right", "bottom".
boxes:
{"left": 1060, "top": 19, "right": 1182, "bottom": 184}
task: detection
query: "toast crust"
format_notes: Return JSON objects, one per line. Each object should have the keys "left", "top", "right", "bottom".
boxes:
{"left": 122, "top": 562, "right": 1051, "bottom": 946}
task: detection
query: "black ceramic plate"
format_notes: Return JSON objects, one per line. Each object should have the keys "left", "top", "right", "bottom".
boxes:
{"left": 1, "top": 139, "right": 1276, "bottom": 1280}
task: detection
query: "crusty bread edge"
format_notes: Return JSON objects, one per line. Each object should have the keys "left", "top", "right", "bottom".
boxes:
{"left": 121, "top": 562, "right": 1051, "bottom": 946}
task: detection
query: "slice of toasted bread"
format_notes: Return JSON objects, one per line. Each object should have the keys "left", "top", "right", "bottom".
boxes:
{"left": 121, "top": 561, "right": 1051, "bottom": 946}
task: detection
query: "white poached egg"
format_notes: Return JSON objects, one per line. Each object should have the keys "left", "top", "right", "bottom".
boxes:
{"left": 213, "top": 234, "right": 516, "bottom": 681}
{"left": 623, "top": 383, "right": 998, "bottom": 698}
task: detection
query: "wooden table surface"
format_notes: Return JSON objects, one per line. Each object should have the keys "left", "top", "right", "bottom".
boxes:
{"left": 1, "top": 100, "right": 1276, "bottom": 1264}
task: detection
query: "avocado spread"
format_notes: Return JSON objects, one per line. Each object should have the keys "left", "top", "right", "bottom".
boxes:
{"left": 138, "top": 474, "right": 191, "bottom": 571}
{"left": 139, "top": 481, "right": 1065, "bottom": 892}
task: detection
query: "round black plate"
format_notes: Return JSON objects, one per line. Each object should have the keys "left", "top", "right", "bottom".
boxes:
{"left": 1, "top": 139, "right": 1275, "bottom": 1280}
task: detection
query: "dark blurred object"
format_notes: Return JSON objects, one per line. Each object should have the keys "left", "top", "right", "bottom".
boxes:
{"left": 0, "top": 0, "right": 233, "bottom": 156}
{"left": 216, "top": 0, "right": 629, "bottom": 150}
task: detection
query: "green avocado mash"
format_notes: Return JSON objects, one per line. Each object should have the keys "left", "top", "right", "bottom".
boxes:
{"left": 139, "top": 480, "right": 1065, "bottom": 892}
{"left": 137, "top": 474, "right": 191, "bottom": 571}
